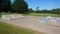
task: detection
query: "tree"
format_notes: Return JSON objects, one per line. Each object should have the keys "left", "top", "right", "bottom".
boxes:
{"left": 41, "top": 10, "right": 48, "bottom": 13}
{"left": 0, "top": 0, "right": 12, "bottom": 12}
{"left": 28, "top": 8, "right": 33, "bottom": 13}
{"left": 12, "top": 0, "right": 28, "bottom": 13}
{"left": 36, "top": 7, "right": 39, "bottom": 10}
{"left": 51, "top": 8, "right": 60, "bottom": 14}
{"left": 35, "top": 7, "right": 40, "bottom": 13}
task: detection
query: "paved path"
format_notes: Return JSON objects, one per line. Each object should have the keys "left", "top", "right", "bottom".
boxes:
{"left": 2, "top": 17, "right": 60, "bottom": 34}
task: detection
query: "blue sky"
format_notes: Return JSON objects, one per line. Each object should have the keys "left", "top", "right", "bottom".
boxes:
{"left": 10, "top": 0, "right": 60, "bottom": 10}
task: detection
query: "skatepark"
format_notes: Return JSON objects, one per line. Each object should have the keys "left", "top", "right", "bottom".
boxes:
{"left": 1, "top": 14, "right": 60, "bottom": 34}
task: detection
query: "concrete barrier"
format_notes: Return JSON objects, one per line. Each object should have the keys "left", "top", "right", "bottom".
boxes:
{"left": 40, "top": 16, "right": 60, "bottom": 26}
{"left": 2, "top": 15, "right": 24, "bottom": 20}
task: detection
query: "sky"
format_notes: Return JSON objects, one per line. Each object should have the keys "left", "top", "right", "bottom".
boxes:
{"left": 10, "top": 0, "right": 60, "bottom": 10}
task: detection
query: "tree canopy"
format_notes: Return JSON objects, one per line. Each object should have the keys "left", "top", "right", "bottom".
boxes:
{"left": 12, "top": 0, "right": 28, "bottom": 13}
{"left": 0, "top": 0, "right": 12, "bottom": 12}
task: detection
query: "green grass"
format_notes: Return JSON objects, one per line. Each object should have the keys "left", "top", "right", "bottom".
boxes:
{"left": 1, "top": 12, "right": 60, "bottom": 17}
{"left": 0, "top": 13, "right": 2, "bottom": 17}
{"left": 0, "top": 22, "right": 45, "bottom": 34}
{"left": 22, "top": 13, "right": 60, "bottom": 17}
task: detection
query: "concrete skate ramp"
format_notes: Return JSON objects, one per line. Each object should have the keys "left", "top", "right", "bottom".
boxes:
{"left": 2, "top": 14, "right": 24, "bottom": 20}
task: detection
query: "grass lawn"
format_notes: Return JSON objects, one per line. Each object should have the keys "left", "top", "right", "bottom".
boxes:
{"left": 0, "top": 13, "right": 2, "bottom": 17}
{"left": 0, "top": 22, "right": 45, "bottom": 34}
{"left": 0, "top": 12, "right": 60, "bottom": 17}
{"left": 22, "top": 13, "right": 60, "bottom": 17}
